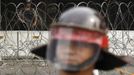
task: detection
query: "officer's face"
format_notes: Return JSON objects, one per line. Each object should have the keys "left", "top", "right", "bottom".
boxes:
{"left": 56, "top": 43, "right": 94, "bottom": 65}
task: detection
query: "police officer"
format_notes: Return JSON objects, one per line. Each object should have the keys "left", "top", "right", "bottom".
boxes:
{"left": 31, "top": 7, "right": 127, "bottom": 75}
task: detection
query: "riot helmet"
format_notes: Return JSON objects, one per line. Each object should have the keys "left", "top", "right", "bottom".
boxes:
{"left": 47, "top": 7, "right": 109, "bottom": 71}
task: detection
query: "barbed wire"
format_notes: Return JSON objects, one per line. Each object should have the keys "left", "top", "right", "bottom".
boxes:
{"left": 0, "top": 1, "right": 134, "bottom": 75}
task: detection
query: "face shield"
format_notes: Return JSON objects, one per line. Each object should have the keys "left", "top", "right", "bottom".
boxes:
{"left": 47, "top": 26, "right": 104, "bottom": 71}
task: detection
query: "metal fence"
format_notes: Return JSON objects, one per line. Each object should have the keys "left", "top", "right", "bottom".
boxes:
{"left": 0, "top": 0, "right": 134, "bottom": 75}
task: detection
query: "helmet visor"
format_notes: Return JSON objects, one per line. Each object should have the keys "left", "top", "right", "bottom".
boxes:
{"left": 47, "top": 26, "right": 102, "bottom": 71}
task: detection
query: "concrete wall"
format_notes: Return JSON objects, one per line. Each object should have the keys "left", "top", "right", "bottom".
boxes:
{"left": 0, "top": 31, "right": 134, "bottom": 57}
{"left": 0, "top": 31, "right": 134, "bottom": 75}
